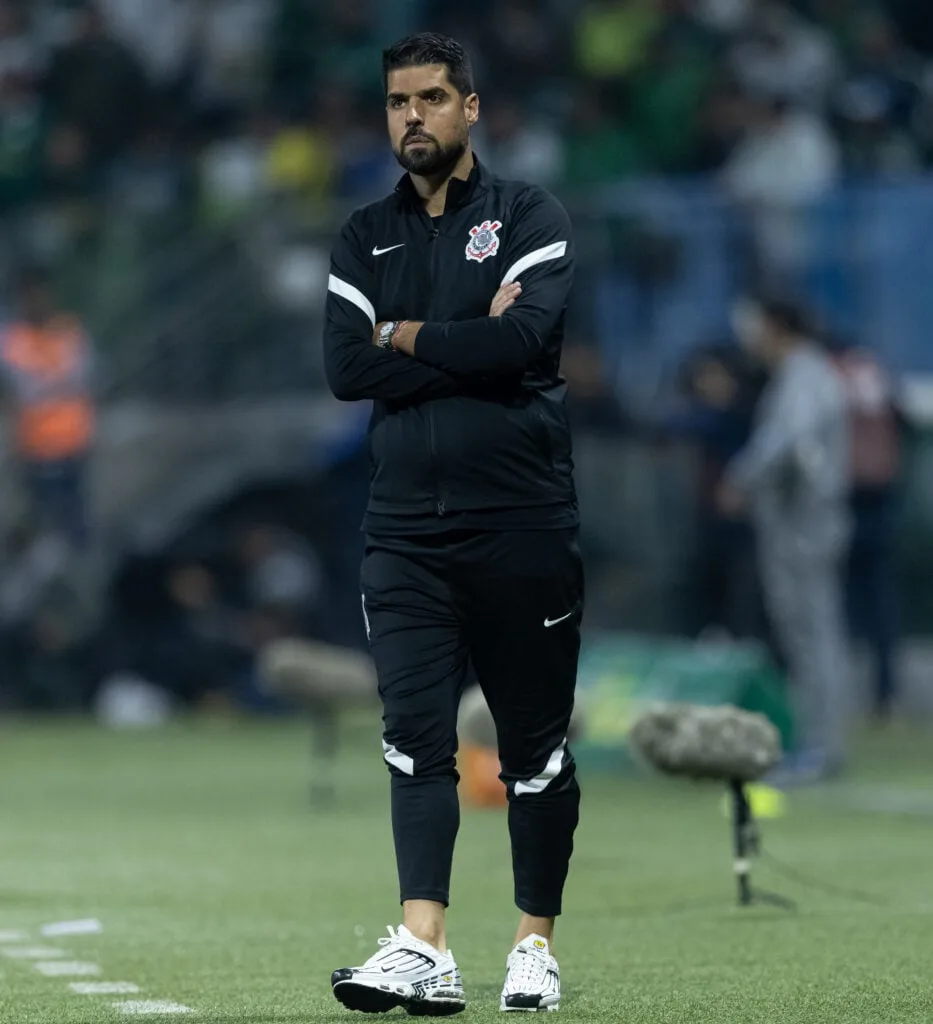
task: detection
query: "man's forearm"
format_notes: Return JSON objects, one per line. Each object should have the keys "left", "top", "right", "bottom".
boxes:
{"left": 384, "top": 318, "right": 539, "bottom": 377}
{"left": 325, "top": 326, "right": 461, "bottom": 404}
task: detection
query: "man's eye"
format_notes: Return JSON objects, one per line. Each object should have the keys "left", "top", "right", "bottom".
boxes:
{"left": 427, "top": 94, "right": 443, "bottom": 104}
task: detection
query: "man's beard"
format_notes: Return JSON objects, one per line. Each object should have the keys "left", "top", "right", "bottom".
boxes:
{"left": 394, "top": 132, "right": 467, "bottom": 176}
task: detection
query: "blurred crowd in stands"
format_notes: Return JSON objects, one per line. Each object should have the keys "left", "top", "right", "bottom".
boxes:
{"left": 0, "top": 0, "right": 922, "bottom": 729}
{"left": 0, "top": 0, "right": 932, "bottom": 262}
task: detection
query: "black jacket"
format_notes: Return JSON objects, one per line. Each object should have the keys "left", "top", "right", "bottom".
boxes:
{"left": 323, "top": 157, "right": 578, "bottom": 533}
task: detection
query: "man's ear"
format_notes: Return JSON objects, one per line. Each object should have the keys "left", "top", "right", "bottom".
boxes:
{"left": 465, "top": 93, "right": 479, "bottom": 127}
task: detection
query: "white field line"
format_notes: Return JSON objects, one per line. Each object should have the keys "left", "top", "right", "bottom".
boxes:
{"left": 34, "top": 960, "right": 101, "bottom": 976}
{"left": 71, "top": 982, "right": 141, "bottom": 995}
{"left": 9, "top": 916, "right": 198, "bottom": 1016}
{"left": 42, "top": 919, "right": 103, "bottom": 937}
{"left": 2, "top": 947, "right": 67, "bottom": 959}
{"left": 113, "top": 1001, "right": 194, "bottom": 1015}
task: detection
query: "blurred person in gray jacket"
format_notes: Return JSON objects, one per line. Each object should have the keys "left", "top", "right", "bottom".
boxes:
{"left": 717, "top": 294, "right": 852, "bottom": 784}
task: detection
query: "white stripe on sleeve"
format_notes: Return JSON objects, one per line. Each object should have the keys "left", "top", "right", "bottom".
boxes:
{"left": 328, "top": 274, "right": 376, "bottom": 327}
{"left": 501, "top": 241, "right": 567, "bottom": 285}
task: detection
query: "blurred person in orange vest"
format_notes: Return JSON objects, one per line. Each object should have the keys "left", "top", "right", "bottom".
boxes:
{"left": 826, "top": 334, "right": 905, "bottom": 720}
{"left": 0, "top": 265, "right": 95, "bottom": 548}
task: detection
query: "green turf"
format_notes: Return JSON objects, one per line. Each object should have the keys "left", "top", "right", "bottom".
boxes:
{"left": 2, "top": 714, "right": 933, "bottom": 1022}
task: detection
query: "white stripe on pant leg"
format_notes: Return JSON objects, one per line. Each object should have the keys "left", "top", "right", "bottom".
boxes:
{"left": 382, "top": 739, "right": 414, "bottom": 775}
{"left": 361, "top": 594, "right": 371, "bottom": 640}
{"left": 514, "top": 739, "right": 566, "bottom": 796}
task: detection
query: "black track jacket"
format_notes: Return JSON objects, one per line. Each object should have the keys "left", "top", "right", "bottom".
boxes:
{"left": 323, "top": 157, "right": 578, "bottom": 534}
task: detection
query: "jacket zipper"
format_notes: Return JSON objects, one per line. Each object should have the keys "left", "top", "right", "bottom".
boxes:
{"left": 425, "top": 221, "right": 445, "bottom": 517}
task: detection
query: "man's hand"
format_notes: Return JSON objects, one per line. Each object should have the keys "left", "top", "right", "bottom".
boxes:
{"left": 489, "top": 282, "right": 522, "bottom": 318}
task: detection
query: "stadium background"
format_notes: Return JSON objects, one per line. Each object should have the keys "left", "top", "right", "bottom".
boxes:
{"left": 2, "top": 4, "right": 933, "bottom": 1022}
{"left": 1, "top": 0, "right": 933, "bottom": 716}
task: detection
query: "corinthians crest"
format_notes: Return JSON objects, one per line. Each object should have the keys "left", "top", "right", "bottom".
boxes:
{"left": 465, "top": 220, "right": 502, "bottom": 263}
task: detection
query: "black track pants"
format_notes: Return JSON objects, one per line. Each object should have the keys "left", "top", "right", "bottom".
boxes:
{"left": 360, "top": 527, "right": 583, "bottom": 917}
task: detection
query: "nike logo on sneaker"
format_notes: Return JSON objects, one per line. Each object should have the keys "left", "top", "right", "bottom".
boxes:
{"left": 543, "top": 612, "right": 573, "bottom": 628}
{"left": 372, "top": 244, "right": 405, "bottom": 256}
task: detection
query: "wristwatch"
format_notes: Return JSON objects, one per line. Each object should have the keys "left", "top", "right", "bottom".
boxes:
{"left": 376, "top": 321, "right": 400, "bottom": 350}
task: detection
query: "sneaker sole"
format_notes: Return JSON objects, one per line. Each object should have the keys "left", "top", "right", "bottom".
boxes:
{"left": 500, "top": 998, "right": 560, "bottom": 1012}
{"left": 334, "top": 980, "right": 465, "bottom": 1016}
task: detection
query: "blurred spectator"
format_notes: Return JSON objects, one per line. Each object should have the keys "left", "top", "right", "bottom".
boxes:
{"left": 97, "top": 556, "right": 246, "bottom": 711}
{"left": 663, "top": 344, "right": 770, "bottom": 642}
{"left": 0, "top": 519, "right": 94, "bottom": 710}
{"left": 695, "top": 0, "right": 754, "bottom": 34}
{"left": 190, "top": 0, "right": 276, "bottom": 119}
{"left": 265, "top": 101, "right": 336, "bottom": 208}
{"left": 0, "top": 71, "right": 44, "bottom": 213}
{"left": 198, "top": 107, "right": 272, "bottom": 223}
{"left": 719, "top": 295, "right": 851, "bottom": 784}
{"left": 481, "top": 99, "right": 564, "bottom": 187}
{"left": 95, "top": 0, "right": 197, "bottom": 99}
{"left": 315, "top": 0, "right": 383, "bottom": 102}
{"left": 827, "top": 336, "right": 904, "bottom": 719}
{"left": 729, "top": 3, "right": 841, "bottom": 112}
{"left": 576, "top": 0, "right": 664, "bottom": 89}
{"left": 234, "top": 522, "right": 327, "bottom": 641}
{"left": 833, "top": 11, "right": 923, "bottom": 176}
{"left": 722, "top": 92, "right": 840, "bottom": 288}
{"left": 561, "top": 85, "right": 646, "bottom": 189}
{"left": 265, "top": 119, "right": 333, "bottom": 204}
{"left": 267, "top": 0, "right": 323, "bottom": 110}
{"left": 560, "top": 342, "right": 629, "bottom": 435}
{"left": 627, "top": 15, "right": 718, "bottom": 172}
{"left": 474, "top": 0, "right": 567, "bottom": 103}
{"left": 44, "top": 4, "right": 148, "bottom": 171}
{"left": 807, "top": 0, "right": 886, "bottom": 61}
{"left": 0, "top": 264, "right": 95, "bottom": 547}
{"left": 0, "top": 518, "right": 70, "bottom": 629}
{"left": 108, "top": 119, "right": 192, "bottom": 221}
{"left": 137, "top": 560, "right": 251, "bottom": 707}
{"left": 0, "top": 0, "right": 45, "bottom": 87}
{"left": 37, "top": 120, "right": 99, "bottom": 256}
{"left": 330, "top": 97, "right": 396, "bottom": 202}
{"left": 694, "top": 75, "right": 749, "bottom": 170}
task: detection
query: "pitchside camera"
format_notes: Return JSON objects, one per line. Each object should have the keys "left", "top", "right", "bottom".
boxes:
{"left": 630, "top": 703, "right": 794, "bottom": 909}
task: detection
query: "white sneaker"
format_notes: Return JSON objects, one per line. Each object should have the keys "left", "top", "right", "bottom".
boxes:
{"left": 331, "top": 924, "right": 465, "bottom": 1016}
{"left": 500, "top": 934, "right": 560, "bottom": 1012}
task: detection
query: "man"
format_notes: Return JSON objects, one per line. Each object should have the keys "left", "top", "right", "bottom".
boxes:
{"left": 717, "top": 295, "right": 852, "bottom": 785}
{"left": 323, "top": 32, "right": 581, "bottom": 1017}
{"left": 0, "top": 265, "right": 95, "bottom": 547}
{"left": 664, "top": 343, "right": 770, "bottom": 644}
{"left": 827, "top": 336, "right": 903, "bottom": 720}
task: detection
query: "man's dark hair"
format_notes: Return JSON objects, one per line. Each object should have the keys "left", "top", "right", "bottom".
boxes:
{"left": 755, "top": 293, "right": 814, "bottom": 339}
{"left": 382, "top": 32, "right": 474, "bottom": 97}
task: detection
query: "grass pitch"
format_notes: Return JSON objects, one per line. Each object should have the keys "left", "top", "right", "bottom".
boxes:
{"left": 2, "top": 713, "right": 932, "bottom": 1023}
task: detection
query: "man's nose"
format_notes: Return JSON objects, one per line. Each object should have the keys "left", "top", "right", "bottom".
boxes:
{"left": 405, "top": 102, "right": 424, "bottom": 125}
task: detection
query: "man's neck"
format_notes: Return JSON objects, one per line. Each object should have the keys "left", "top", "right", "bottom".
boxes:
{"left": 772, "top": 337, "right": 809, "bottom": 369}
{"left": 409, "top": 146, "right": 475, "bottom": 218}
